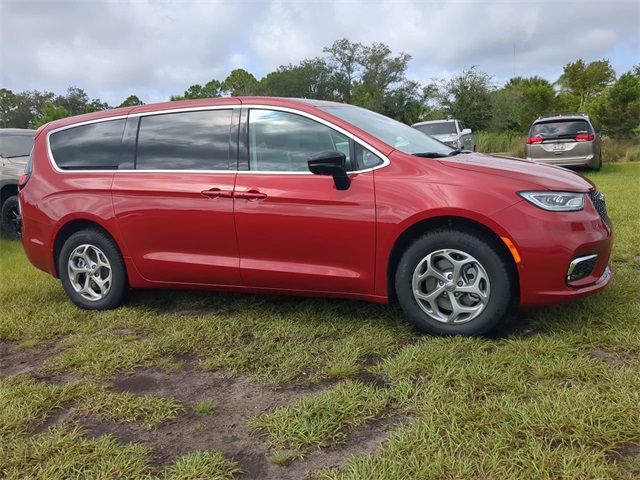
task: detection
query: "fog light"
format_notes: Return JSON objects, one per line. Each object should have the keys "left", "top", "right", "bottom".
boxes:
{"left": 567, "top": 254, "right": 598, "bottom": 282}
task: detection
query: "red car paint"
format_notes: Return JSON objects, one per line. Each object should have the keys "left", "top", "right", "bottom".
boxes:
{"left": 20, "top": 97, "right": 612, "bottom": 308}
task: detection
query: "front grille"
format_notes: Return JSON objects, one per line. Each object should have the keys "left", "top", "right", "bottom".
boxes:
{"left": 589, "top": 190, "right": 611, "bottom": 228}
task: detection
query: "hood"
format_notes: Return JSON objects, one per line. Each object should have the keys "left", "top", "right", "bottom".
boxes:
{"left": 3, "top": 155, "right": 29, "bottom": 165}
{"left": 431, "top": 133, "right": 457, "bottom": 142}
{"left": 439, "top": 153, "right": 593, "bottom": 192}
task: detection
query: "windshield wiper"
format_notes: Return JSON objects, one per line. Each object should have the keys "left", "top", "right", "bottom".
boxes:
{"left": 412, "top": 152, "right": 451, "bottom": 158}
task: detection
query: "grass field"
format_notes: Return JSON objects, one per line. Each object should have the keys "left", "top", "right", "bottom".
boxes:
{"left": 1, "top": 163, "right": 639, "bottom": 479}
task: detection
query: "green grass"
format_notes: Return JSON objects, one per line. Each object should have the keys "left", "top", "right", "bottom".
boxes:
{"left": 1, "top": 162, "right": 639, "bottom": 478}
{"left": 163, "top": 451, "right": 242, "bottom": 480}
{"left": 194, "top": 400, "right": 216, "bottom": 415}
{"left": 475, "top": 130, "right": 525, "bottom": 157}
{"left": 249, "top": 380, "right": 389, "bottom": 454}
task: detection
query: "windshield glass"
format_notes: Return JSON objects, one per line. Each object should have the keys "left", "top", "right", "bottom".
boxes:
{"left": 0, "top": 133, "right": 35, "bottom": 158}
{"left": 413, "top": 121, "right": 457, "bottom": 136}
{"left": 530, "top": 120, "right": 591, "bottom": 140}
{"left": 320, "top": 106, "right": 453, "bottom": 156}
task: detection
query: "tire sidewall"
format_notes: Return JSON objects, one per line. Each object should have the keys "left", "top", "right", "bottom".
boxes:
{"left": 395, "top": 230, "right": 512, "bottom": 336}
{"left": 58, "top": 230, "right": 127, "bottom": 310}
{"left": 1, "top": 195, "right": 21, "bottom": 240}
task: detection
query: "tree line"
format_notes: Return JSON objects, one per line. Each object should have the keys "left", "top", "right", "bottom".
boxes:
{"left": 1, "top": 38, "right": 638, "bottom": 138}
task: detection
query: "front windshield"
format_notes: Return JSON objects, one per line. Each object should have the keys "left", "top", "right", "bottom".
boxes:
{"left": 320, "top": 105, "right": 453, "bottom": 156}
{"left": 414, "top": 121, "right": 457, "bottom": 136}
{"left": 0, "top": 134, "right": 35, "bottom": 158}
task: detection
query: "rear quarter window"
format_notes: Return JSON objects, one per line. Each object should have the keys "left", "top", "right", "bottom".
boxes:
{"left": 530, "top": 120, "right": 592, "bottom": 140}
{"left": 49, "top": 119, "right": 128, "bottom": 170}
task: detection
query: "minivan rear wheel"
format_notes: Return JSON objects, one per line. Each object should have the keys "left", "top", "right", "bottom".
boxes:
{"left": 395, "top": 229, "right": 512, "bottom": 336}
{"left": 58, "top": 229, "right": 127, "bottom": 310}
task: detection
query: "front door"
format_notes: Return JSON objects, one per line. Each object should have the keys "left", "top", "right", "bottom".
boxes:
{"left": 112, "top": 107, "right": 241, "bottom": 286}
{"left": 233, "top": 108, "right": 377, "bottom": 295}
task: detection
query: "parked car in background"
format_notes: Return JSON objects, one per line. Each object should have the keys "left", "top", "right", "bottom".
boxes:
{"left": 20, "top": 98, "right": 612, "bottom": 336}
{"left": 412, "top": 119, "right": 475, "bottom": 151}
{"left": 1, "top": 128, "right": 35, "bottom": 239}
{"left": 525, "top": 113, "right": 602, "bottom": 170}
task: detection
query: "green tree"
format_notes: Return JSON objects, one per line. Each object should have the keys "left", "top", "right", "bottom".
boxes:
{"left": 0, "top": 88, "right": 17, "bottom": 128}
{"left": 118, "top": 95, "right": 144, "bottom": 107}
{"left": 437, "top": 66, "right": 494, "bottom": 131}
{"left": 491, "top": 76, "right": 555, "bottom": 131}
{"left": 34, "top": 103, "right": 70, "bottom": 127}
{"left": 57, "top": 86, "right": 108, "bottom": 115}
{"left": 323, "top": 38, "right": 363, "bottom": 103}
{"left": 556, "top": 59, "right": 615, "bottom": 111}
{"left": 260, "top": 59, "right": 337, "bottom": 99}
{"left": 172, "top": 79, "right": 222, "bottom": 100}
{"left": 222, "top": 69, "right": 260, "bottom": 96}
{"left": 592, "top": 68, "right": 640, "bottom": 138}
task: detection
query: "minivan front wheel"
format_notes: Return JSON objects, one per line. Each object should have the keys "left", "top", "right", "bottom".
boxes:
{"left": 395, "top": 229, "right": 512, "bottom": 336}
{"left": 58, "top": 229, "right": 127, "bottom": 310}
{"left": 1, "top": 195, "right": 21, "bottom": 240}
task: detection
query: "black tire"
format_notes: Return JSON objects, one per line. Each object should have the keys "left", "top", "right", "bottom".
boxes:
{"left": 395, "top": 229, "right": 513, "bottom": 336}
{"left": 593, "top": 154, "right": 602, "bottom": 171}
{"left": 58, "top": 229, "right": 127, "bottom": 310}
{"left": 1, "top": 195, "right": 21, "bottom": 240}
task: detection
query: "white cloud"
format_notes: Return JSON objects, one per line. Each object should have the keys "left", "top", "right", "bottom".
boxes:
{"left": 0, "top": 0, "right": 637, "bottom": 105}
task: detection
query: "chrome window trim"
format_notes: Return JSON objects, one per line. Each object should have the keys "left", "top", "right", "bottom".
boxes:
{"left": 45, "top": 104, "right": 391, "bottom": 175}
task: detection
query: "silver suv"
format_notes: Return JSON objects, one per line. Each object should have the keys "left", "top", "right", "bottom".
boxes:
{"left": 412, "top": 119, "right": 475, "bottom": 151}
{"left": 1, "top": 128, "right": 35, "bottom": 239}
{"left": 525, "top": 114, "right": 602, "bottom": 170}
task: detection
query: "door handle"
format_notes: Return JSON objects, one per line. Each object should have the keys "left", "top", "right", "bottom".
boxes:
{"left": 236, "top": 189, "right": 267, "bottom": 201}
{"left": 201, "top": 188, "right": 233, "bottom": 199}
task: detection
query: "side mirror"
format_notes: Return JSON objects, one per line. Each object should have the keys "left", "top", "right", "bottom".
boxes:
{"left": 461, "top": 128, "right": 472, "bottom": 135}
{"left": 308, "top": 151, "right": 351, "bottom": 190}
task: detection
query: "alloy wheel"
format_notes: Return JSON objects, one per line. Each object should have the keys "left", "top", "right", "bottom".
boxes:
{"left": 412, "top": 248, "right": 491, "bottom": 324}
{"left": 67, "top": 244, "right": 112, "bottom": 301}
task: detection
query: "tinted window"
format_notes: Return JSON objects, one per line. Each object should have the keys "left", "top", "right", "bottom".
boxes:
{"left": 321, "top": 106, "right": 452, "bottom": 156}
{"left": 249, "top": 109, "right": 351, "bottom": 172}
{"left": 414, "top": 122, "right": 458, "bottom": 136}
{"left": 0, "top": 133, "right": 34, "bottom": 158}
{"left": 530, "top": 120, "right": 592, "bottom": 139}
{"left": 50, "top": 119, "right": 127, "bottom": 170}
{"left": 136, "top": 110, "right": 232, "bottom": 170}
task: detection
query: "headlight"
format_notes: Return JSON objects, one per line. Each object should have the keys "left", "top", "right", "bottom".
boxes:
{"left": 518, "top": 191, "right": 585, "bottom": 211}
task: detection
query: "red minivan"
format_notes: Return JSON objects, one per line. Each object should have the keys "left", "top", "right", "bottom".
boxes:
{"left": 19, "top": 97, "right": 612, "bottom": 336}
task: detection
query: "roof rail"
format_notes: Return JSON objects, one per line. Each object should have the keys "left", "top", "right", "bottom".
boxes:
{"left": 536, "top": 112, "right": 589, "bottom": 120}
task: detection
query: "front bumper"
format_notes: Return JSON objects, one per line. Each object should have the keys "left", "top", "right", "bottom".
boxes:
{"left": 494, "top": 195, "right": 612, "bottom": 307}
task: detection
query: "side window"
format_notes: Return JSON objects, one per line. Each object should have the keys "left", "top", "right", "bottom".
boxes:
{"left": 136, "top": 109, "right": 232, "bottom": 170}
{"left": 249, "top": 109, "right": 352, "bottom": 172}
{"left": 354, "top": 143, "right": 383, "bottom": 169}
{"left": 458, "top": 121, "right": 465, "bottom": 132}
{"left": 50, "top": 119, "right": 128, "bottom": 170}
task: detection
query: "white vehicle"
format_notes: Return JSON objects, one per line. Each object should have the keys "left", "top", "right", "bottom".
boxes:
{"left": 412, "top": 119, "right": 475, "bottom": 151}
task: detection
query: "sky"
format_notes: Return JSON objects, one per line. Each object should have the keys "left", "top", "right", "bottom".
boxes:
{"left": 1, "top": 0, "right": 638, "bottom": 106}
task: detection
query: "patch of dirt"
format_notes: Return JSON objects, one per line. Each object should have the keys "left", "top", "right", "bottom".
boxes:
{"left": 606, "top": 441, "right": 640, "bottom": 463}
{"left": 587, "top": 349, "right": 629, "bottom": 367}
{"left": 0, "top": 339, "right": 60, "bottom": 378}
{"left": 57, "top": 363, "right": 400, "bottom": 479}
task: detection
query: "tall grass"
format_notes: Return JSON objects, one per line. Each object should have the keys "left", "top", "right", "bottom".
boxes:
{"left": 476, "top": 130, "right": 640, "bottom": 162}
{"left": 475, "top": 131, "right": 524, "bottom": 158}
{"left": 601, "top": 137, "right": 640, "bottom": 162}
